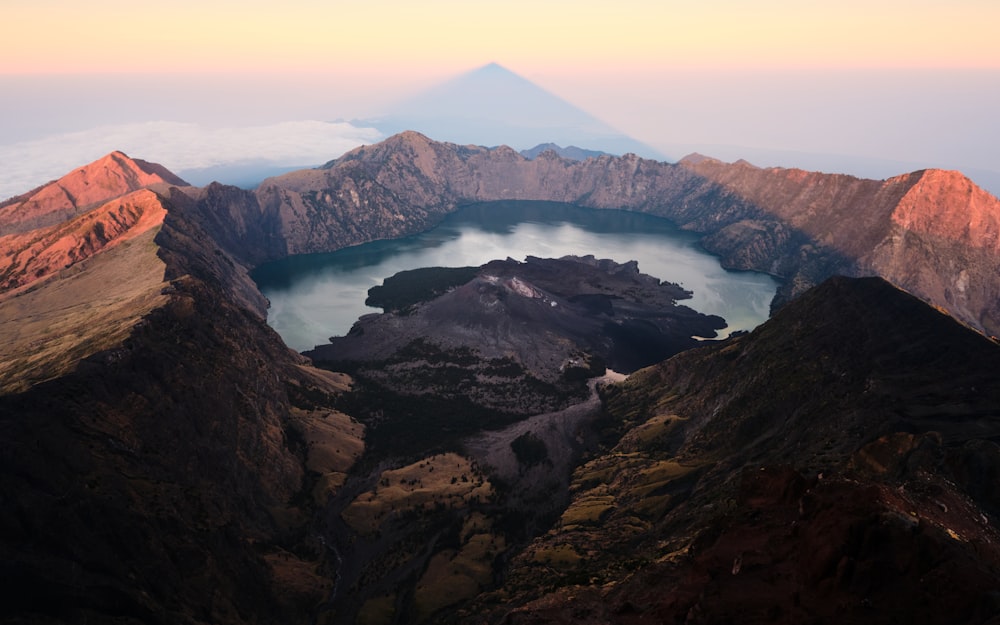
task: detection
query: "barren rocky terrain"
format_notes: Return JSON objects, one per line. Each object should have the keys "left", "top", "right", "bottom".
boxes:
{"left": 464, "top": 278, "right": 1000, "bottom": 624}
{"left": 1, "top": 138, "right": 999, "bottom": 625}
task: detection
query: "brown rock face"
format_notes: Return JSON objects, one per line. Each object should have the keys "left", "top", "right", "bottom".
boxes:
{"left": 681, "top": 157, "right": 1000, "bottom": 334}
{"left": 890, "top": 169, "right": 1000, "bottom": 252}
{"left": 0, "top": 150, "right": 187, "bottom": 234}
{"left": 0, "top": 189, "right": 168, "bottom": 294}
{"left": 868, "top": 169, "right": 1000, "bottom": 332}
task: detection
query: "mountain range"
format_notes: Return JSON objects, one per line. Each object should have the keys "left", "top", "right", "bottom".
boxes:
{"left": 1, "top": 134, "right": 999, "bottom": 624}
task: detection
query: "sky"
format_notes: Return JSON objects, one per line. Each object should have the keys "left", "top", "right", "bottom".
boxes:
{"left": 2, "top": 0, "right": 999, "bottom": 199}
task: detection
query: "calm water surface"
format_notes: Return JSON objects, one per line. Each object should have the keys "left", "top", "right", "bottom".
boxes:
{"left": 251, "top": 201, "right": 779, "bottom": 352}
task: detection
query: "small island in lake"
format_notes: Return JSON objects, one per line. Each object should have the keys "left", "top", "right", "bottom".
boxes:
{"left": 305, "top": 256, "right": 726, "bottom": 427}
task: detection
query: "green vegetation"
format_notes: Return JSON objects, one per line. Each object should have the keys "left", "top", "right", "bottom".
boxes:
{"left": 341, "top": 453, "right": 492, "bottom": 536}
{"left": 395, "top": 337, "right": 480, "bottom": 367}
{"left": 413, "top": 525, "right": 504, "bottom": 622}
{"left": 366, "top": 266, "right": 479, "bottom": 313}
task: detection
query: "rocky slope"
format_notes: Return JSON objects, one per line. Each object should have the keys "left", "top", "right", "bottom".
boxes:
{"left": 0, "top": 188, "right": 169, "bottom": 294}
{"left": 308, "top": 255, "right": 723, "bottom": 377}
{"left": 460, "top": 277, "right": 1000, "bottom": 624}
{"left": 0, "top": 153, "right": 364, "bottom": 624}
{"left": 0, "top": 153, "right": 182, "bottom": 391}
{"left": 682, "top": 156, "right": 1000, "bottom": 335}
{"left": 0, "top": 150, "right": 187, "bottom": 234}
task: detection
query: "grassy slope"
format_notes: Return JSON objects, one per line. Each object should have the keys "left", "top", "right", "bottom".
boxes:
{"left": 0, "top": 227, "right": 168, "bottom": 393}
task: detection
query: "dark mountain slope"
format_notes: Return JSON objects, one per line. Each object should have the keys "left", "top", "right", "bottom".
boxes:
{"left": 465, "top": 277, "right": 1000, "bottom": 624}
{"left": 638, "top": 276, "right": 1000, "bottom": 467}
{"left": 0, "top": 163, "right": 362, "bottom": 624}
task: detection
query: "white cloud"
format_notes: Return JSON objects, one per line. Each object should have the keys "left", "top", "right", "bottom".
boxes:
{"left": 0, "top": 120, "right": 383, "bottom": 201}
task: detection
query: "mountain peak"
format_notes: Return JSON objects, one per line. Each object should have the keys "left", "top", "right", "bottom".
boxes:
{"left": 0, "top": 151, "right": 186, "bottom": 234}
{"left": 891, "top": 168, "right": 1000, "bottom": 252}
{"left": 478, "top": 61, "right": 509, "bottom": 73}
{"left": 362, "top": 64, "right": 662, "bottom": 158}
{"left": 678, "top": 152, "right": 718, "bottom": 165}
{"left": 454, "top": 61, "right": 534, "bottom": 86}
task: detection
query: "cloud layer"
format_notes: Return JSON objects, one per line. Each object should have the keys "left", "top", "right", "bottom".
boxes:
{"left": 0, "top": 120, "right": 382, "bottom": 201}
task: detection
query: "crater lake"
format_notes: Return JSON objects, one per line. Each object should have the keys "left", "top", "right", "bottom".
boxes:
{"left": 251, "top": 201, "right": 780, "bottom": 352}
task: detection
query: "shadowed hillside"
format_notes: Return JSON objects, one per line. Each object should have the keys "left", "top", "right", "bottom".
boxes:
{"left": 0, "top": 153, "right": 362, "bottom": 624}
{"left": 461, "top": 277, "right": 1000, "bottom": 624}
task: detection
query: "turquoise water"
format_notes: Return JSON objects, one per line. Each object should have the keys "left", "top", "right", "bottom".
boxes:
{"left": 251, "top": 201, "right": 779, "bottom": 352}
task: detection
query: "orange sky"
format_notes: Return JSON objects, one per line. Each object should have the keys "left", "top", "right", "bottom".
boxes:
{"left": 4, "top": 0, "right": 999, "bottom": 75}
{"left": 2, "top": 0, "right": 999, "bottom": 198}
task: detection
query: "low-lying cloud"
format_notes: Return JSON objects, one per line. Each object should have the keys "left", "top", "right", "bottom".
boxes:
{"left": 0, "top": 120, "right": 383, "bottom": 201}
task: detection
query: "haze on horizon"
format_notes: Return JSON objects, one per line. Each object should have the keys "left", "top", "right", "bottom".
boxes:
{"left": 2, "top": 0, "right": 999, "bottom": 200}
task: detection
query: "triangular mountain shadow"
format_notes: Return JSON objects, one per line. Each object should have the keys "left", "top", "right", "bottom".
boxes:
{"left": 360, "top": 62, "right": 664, "bottom": 158}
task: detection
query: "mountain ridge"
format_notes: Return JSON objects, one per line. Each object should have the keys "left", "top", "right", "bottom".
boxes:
{"left": 519, "top": 143, "right": 610, "bottom": 161}
{"left": 4, "top": 137, "right": 998, "bottom": 339}
{"left": 1, "top": 151, "right": 360, "bottom": 623}
{"left": 0, "top": 150, "right": 187, "bottom": 234}
{"left": 0, "top": 188, "right": 168, "bottom": 295}
{"left": 239, "top": 131, "right": 1000, "bottom": 337}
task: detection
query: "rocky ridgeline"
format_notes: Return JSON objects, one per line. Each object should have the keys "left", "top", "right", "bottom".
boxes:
{"left": 7, "top": 136, "right": 998, "bottom": 337}
{"left": 0, "top": 151, "right": 186, "bottom": 234}
{"left": 170, "top": 131, "right": 1000, "bottom": 337}
{"left": 0, "top": 189, "right": 168, "bottom": 293}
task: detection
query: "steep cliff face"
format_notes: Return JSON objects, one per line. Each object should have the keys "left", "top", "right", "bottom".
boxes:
{"left": 168, "top": 182, "right": 288, "bottom": 268}
{"left": 677, "top": 157, "right": 907, "bottom": 258}
{"left": 868, "top": 169, "right": 1000, "bottom": 333}
{"left": 682, "top": 157, "right": 1000, "bottom": 333}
